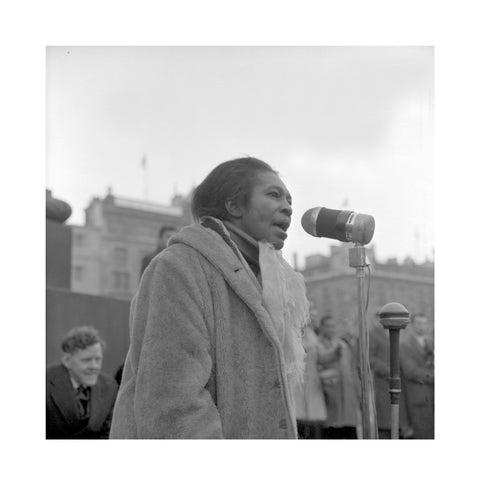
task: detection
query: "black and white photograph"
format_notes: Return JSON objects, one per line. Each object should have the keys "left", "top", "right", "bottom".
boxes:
{"left": 4, "top": 1, "right": 480, "bottom": 484}
{"left": 45, "top": 45, "right": 434, "bottom": 440}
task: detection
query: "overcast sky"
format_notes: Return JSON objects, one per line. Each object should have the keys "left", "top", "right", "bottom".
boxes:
{"left": 46, "top": 46, "right": 433, "bottom": 267}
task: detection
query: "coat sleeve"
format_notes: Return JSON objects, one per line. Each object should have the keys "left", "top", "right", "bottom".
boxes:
{"left": 129, "top": 247, "right": 224, "bottom": 438}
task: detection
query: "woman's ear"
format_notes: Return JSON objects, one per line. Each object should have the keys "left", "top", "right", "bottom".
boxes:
{"left": 225, "top": 198, "right": 243, "bottom": 219}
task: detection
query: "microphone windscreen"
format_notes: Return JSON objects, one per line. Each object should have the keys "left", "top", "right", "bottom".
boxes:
{"left": 351, "top": 213, "right": 375, "bottom": 245}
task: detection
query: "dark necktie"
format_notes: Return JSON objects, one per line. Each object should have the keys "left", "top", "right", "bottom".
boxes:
{"left": 76, "top": 385, "right": 90, "bottom": 418}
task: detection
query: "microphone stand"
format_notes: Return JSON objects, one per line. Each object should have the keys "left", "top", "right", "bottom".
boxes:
{"left": 378, "top": 302, "right": 410, "bottom": 439}
{"left": 349, "top": 243, "right": 376, "bottom": 439}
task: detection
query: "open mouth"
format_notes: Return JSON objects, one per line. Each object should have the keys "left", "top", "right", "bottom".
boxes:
{"left": 273, "top": 221, "right": 290, "bottom": 232}
{"left": 272, "top": 221, "right": 290, "bottom": 238}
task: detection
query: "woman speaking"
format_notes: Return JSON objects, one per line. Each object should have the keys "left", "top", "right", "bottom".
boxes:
{"left": 110, "top": 157, "right": 310, "bottom": 439}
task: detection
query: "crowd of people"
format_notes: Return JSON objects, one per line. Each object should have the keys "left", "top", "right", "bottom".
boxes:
{"left": 46, "top": 156, "right": 434, "bottom": 439}
{"left": 295, "top": 312, "right": 434, "bottom": 439}
{"left": 295, "top": 315, "right": 361, "bottom": 439}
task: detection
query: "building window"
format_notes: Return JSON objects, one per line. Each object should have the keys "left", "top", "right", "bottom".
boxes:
{"left": 73, "top": 265, "right": 85, "bottom": 282}
{"left": 112, "top": 271, "right": 130, "bottom": 290}
{"left": 114, "top": 247, "right": 128, "bottom": 266}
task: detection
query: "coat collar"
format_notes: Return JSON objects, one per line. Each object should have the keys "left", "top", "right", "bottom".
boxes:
{"left": 170, "top": 220, "right": 282, "bottom": 349}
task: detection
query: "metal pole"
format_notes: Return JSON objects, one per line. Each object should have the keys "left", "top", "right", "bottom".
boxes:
{"left": 141, "top": 155, "right": 148, "bottom": 200}
{"left": 349, "top": 245, "right": 375, "bottom": 439}
{"left": 389, "top": 329, "right": 401, "bottom": 439}
{"left": 356, "top": 266, "right": 371, "bottom": 438}
{"left": 143, "top": 164, "right": 148, "bottom": 200}
{"left": 379, "top": 302, "right": 410, "bottom": 440}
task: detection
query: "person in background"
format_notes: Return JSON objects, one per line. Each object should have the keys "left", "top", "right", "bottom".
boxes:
{"left": 46, "top": 326, "right": 118, "bottom": 439}
{"left": 110, "top": 157, "right": 309, "bottom": 439}
{"left": 317, "top": 315, "right": 361, "bottom": 439}
{"left": 114, "top": 362, "right": 124, "bottom": 386}
{"left": 294, "top": 317, "right": 328, "bottom": 439}
{"left": 140, "top": 225, "right": 178, "bottom": 278}
{"left": 369, "top": 312, "right": 411, "bottom": 439}
{"left": 400, "top": 313, "right": 434, "bottom": 439}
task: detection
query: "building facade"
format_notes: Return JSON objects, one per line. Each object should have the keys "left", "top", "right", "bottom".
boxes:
{"left": 71, "top": 189, "right": 192, "bottom": 300}
{"left": 70, "top": 190, "right": 434, "bottom": 323}
{"left": 301, "top": 243, "right": 434, "bottom": 329}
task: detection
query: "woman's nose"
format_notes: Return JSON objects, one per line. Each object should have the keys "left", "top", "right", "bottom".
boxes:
{"left": 281, "top": 200, "right": 293, "bottom": 216}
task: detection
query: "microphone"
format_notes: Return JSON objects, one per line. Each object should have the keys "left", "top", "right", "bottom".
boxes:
{"left": 301, "top": 207, "right": 375, "bottom": 245}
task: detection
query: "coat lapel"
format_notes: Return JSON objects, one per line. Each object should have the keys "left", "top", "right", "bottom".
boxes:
{"left": 181, "top": 222, "right": 282, "bottom": 348}
{"left": 49, "top": 365, "right": 81, "bottom": 425}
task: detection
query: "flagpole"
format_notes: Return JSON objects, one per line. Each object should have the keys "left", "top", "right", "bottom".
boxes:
{"left": 142, "top": 155, "right": 148, "bottom": 200}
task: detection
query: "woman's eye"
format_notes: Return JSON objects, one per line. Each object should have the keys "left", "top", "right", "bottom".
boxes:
{"left": 268, "top": 192, "right": 280, "bottom": 198}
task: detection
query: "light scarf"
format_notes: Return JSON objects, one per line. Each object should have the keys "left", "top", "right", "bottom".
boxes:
{"left": 259, "top": 241, "right": 310, "bottom": 387}
{"left": 222, "top": 220, "right": 310, "bottom": 387}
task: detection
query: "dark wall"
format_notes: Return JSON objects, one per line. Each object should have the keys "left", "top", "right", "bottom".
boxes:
{"left": 46, "top": 287, "right": 131, "bottom": 376}
{"left": 46, "top": 219, "right": 72, "bottom": 289}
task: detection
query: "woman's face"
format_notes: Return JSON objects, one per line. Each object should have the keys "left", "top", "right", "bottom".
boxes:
{"left": 233, "top": 171, "right": 293, "bottom": 249}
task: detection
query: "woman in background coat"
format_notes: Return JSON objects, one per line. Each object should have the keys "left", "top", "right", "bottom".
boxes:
{"left": 317, "top": 315, "right": 361, "bottom": 439}
{"left": 294, "top": 321, "right": 328, "bottom": 439}
{"left": 109, "top": 157, "right": 309, "bottom": 439}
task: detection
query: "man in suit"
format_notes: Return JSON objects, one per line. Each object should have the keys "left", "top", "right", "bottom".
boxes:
{"left": 46, "top": 326, "right": 118, "bottom": 439}
{"left": 400, "top": 313, "right": 434, "bottom": 439}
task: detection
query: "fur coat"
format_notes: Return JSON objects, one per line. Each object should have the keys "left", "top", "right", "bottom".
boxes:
{"left": 109, "top": 220, "right": 301, "bottom": 439}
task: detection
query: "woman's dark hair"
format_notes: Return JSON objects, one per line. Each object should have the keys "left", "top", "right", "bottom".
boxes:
{"left": 191, "top": 157, "right": 277, "bottom": 221}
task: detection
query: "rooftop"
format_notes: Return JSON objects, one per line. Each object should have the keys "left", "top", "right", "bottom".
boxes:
{"left": 112, "top": 196, "right": 183, "bottom": 217}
